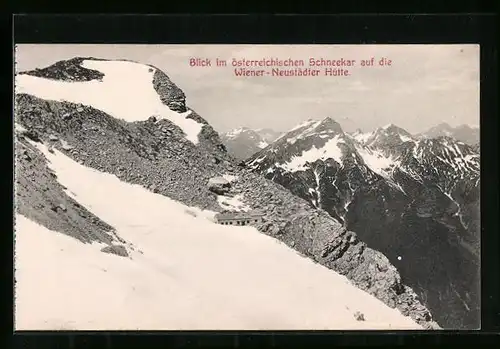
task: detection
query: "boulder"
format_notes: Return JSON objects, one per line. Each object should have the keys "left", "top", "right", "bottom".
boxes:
{"left": 207, "top": 176, "right": 231, "bottom": 195}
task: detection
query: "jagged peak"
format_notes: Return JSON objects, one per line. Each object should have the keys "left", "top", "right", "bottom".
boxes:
{"left": 380, "top": 123, "right": 401, "bottom": 131}
{"left": 377, "top": 123, "right": 412, "bottom": 137}
{"left": 315, "top": 117, "right": 344, "bottom": 134}
{"left": 319, "top": 116, "right": 340, "bottom": 124}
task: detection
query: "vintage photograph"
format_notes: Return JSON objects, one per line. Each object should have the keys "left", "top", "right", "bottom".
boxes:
{"left": 14, "top": 44, "right": 480, "bottom": 330}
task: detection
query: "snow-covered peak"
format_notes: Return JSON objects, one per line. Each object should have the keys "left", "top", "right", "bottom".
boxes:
{"left": 276, "top": 117, "right": 345, "bottom": 146}
{"left": 366, "top": 124, "right": 414, "bottom": 148}
{"left": 378, "top": 124, "right": 412, "bottom": 136}
{"left": 15, "top": 58, "right": 203, "bottom": 144}
{"left": 316, "top": 117, "right": 344, "bottom": 133}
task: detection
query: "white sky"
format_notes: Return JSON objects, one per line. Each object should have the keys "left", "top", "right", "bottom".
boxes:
{"left": 15, "top": 44, "right": 479, "bottom": 134}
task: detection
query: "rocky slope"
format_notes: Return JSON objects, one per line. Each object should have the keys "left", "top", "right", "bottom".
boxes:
{"left": 14, "top": 57, "right": 438, "bottom": 329}
{"left": 247, "top": 118, "right": 480, "bottom": 329}
{"left": 221, "top": 127, "right": 282, "bottom": 160}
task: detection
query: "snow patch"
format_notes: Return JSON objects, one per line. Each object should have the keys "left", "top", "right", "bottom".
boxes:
{"left": 15, "top": 123, "right": 27, "bottom": 133}
{"left": 356, "top": 146, "right": 399, "bottom": 179}
{"left": 313, "top": 168, "right": 322, "bottom": 207}
{"left": 16, "top": 60, "right": 203, "bottom": 144}
{"left": 288, "top": 119, "right": 318, "bottom": 133}
{"left": 399, "top": 135, "right": 413, "bottom": 143}
{"left": 217, "top": 194, "right": 251, "bottom": 212}
{"left": 352, "top": 131, "right": 373, "bottom": 144}
{"left": 287, "top": 120, "right": 323, "bottom": 145}
{"left": 248, "top": 156, "right": 266, "bottom": 168}
{"left": 279, "top": 135, "right": 345, "bottom": 172}
{"left": 222, "top": 174, "right": 238, "bottom": 183}
{"left": 258, "top": 141, "right": 269, "bottom": 149}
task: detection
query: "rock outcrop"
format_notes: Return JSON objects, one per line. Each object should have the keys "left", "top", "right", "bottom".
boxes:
{"left": 101, "top": 245, "right": 129, "bottom": 258}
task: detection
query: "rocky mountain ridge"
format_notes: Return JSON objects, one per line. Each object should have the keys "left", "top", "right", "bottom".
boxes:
{"left": 14, "top": 57, "right": 437, "bottom": 328}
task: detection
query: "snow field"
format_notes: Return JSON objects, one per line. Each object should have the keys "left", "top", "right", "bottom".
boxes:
{"left": 15, "top": 142, "right": 421, "bottom": 330}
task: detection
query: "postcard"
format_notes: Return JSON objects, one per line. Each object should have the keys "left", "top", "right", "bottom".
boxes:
{"left": 14, "top": 44, "right": 480, "bottom": 330}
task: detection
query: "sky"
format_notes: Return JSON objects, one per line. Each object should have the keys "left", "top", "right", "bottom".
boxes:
{"left": 15, "top": 44, "right": 480, "bottom": 134}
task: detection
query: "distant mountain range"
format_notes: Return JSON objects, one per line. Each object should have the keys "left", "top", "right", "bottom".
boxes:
{"left": 222, "top": 122, "right": 479, "bottom": 161}
{"left": 221, "top": 127, "right": 282, "bottom": 160}
{"left": 417, "top": 122, "right": 479, "bottom": 146}
{"left": 246, "top": 117, "right": 480, "bottom": 329}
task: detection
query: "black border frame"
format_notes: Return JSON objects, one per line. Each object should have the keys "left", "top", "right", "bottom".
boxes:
{"left": 5, "top": 13, "right": 499, "bottom": 348}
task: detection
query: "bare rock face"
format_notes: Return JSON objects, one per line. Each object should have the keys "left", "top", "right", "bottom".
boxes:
{"left": 152, "top": 69, "right": 226, "bottom": 153}
{"left": 152, "top": 69, "right": 187, "bottom": 113}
